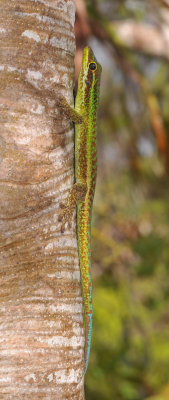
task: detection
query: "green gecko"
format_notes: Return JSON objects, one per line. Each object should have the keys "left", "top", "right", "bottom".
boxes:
{"left": 59, "top": 46, "right": 102, "bottom": 374}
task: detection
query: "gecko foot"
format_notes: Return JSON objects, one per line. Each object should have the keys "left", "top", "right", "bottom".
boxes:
{"left": 58, "top": 183, "right": 86, "bottom": 233}
{"left": 58, "top": 202, "right": 74, "bottom": 233}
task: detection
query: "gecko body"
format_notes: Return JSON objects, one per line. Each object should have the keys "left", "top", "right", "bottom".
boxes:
{"left": 60, "top": 47, "right": 101, "bottom": 373}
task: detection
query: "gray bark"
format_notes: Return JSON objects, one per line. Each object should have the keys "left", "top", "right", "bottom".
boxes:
{"left": 0, "top": 1, "right": 85, "bottom": 398}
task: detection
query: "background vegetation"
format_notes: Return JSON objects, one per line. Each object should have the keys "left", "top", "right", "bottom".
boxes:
{"left": 75, "top": 1, "right": 169, "bottom": 399}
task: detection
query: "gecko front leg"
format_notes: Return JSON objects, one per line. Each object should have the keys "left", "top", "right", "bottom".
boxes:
{"left": 57, "top": 96, "right": 83, "bottom": 124}
{"left": 58, "top": 182, "right": 87, "bottom": 233}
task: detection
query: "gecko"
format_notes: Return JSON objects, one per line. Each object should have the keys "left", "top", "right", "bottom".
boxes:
{"left": 59, "top": 46, "right": 102, "bottom": 374}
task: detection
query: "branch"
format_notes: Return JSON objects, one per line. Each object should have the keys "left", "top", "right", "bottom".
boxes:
{"left": 113, "top": 20, "right": 169, "bottom": 59}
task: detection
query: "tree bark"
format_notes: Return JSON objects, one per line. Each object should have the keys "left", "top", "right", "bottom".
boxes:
{"left": 0, "top": 1, "right": 85, "bottom": 399}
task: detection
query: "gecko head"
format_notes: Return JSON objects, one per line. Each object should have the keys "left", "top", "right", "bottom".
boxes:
{"left": 79, "top": 46, "right": 102, "bottom": 94}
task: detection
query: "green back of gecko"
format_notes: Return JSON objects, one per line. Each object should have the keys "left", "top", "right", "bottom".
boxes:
{"left": 75, "top": 47, "right": 102, "bottom": 373}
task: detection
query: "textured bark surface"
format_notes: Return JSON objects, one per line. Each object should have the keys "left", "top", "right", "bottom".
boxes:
{"left": 0, "top": 1, "right": 85, "bottom": 399}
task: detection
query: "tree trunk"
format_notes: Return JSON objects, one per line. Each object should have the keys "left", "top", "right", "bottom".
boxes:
{"left": 0, "top": 1, "right": 85, "bottom": 399}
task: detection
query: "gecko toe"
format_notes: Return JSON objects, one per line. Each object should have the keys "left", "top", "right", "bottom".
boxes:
{"left": 68, "top": 215, "right": 72, "bottom": 228}
{"left": 58, "top": 214, "right": 63, "bottom": 222}
{"left": 59, "top": 202, "right": 66, "bottom": 209}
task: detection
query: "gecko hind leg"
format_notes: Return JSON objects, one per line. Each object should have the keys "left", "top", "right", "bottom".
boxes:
{"left": 59, "top": 182, "right": 87, "bottom": 233}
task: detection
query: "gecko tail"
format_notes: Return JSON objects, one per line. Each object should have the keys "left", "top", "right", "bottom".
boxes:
{"left": 84, "top": 312, "right": 92, "bottom": 374}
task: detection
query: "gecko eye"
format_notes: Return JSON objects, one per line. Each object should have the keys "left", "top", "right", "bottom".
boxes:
{"left": 89, "top": 62, "right": 97, "bottom": 71}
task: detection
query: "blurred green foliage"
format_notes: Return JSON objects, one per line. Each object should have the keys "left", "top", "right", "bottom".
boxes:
{"left": 85, "top": 171, "right": 169, "bottom": 400}
{"left": 83, "top": 1, "right": 169, "bottom": 399}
